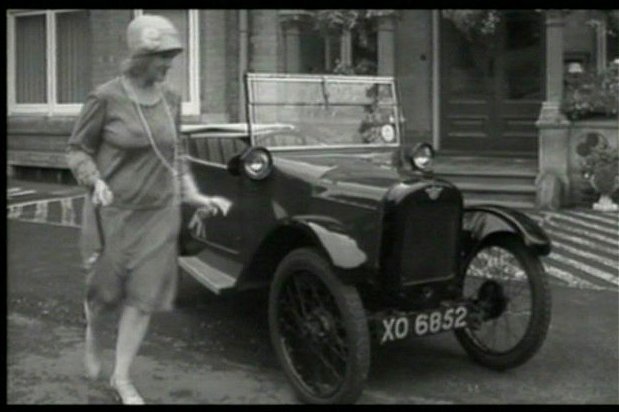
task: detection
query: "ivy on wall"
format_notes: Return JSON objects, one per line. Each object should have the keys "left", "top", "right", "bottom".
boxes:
{"left": 442, "top": 9, "right": 618, "bottom": 40}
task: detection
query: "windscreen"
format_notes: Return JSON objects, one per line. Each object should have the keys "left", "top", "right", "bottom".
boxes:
{"left": 246, "top": 74, "right": 401, "bottom": 148}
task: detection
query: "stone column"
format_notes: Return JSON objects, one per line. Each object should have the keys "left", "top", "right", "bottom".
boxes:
{"left": 340, "top": 29, "right": 353, "bottom": 68}
{"left": 284, "top": 25, "right": 302, "bottom": 73}
{"left": 377, "top": 14, "right": 396, "bottom": 76}
{"left": 535, "top": 10, "right": 571, "bottom": 210}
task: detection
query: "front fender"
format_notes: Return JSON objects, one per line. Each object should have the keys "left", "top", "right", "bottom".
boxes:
{"left": 291, "top": 215, "right": 368, "bottom": 270}
{"left": 462, "top": 205, "right": 551, "bottom": 258}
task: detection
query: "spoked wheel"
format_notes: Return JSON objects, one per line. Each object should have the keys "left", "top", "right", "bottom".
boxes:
{"left": 455, "top": 235, "right": 552, "bottom": 370}
{"left": 268, "top": 248, "right": 370, "bottom": 404}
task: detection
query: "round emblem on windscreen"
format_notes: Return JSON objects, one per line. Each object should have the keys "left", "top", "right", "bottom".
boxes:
{"left": 381, "top": 125, "right": 395, "bottom": 142}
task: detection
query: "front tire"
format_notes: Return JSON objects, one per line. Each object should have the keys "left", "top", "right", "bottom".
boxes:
{"left": 455, "top": 235, "right": 552, "bottom": 370}
{"left": 268, "top": 248, "right": 370, "bottom": 404}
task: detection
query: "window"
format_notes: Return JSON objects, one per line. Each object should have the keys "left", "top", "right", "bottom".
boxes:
{"left": 314, "top": 27, "right": 377, "bottom": 75}
{"left": 7, "top": 9, "right": 200, "bottom": 116}
{"left": 137, "top": 9, "right": 200, "bottom": 115}
{"left": 7, "top": 9, "right": 92, "bottom": 114}
{"left": 285, "top": 15, "right": 378, "bottom": 75}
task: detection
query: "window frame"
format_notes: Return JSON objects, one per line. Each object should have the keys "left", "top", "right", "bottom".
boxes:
{"left": 7, "top": 9, "right": 88, "bottom": 115}
{"left": 134, "top": 9, "right": 201, "bottom": 116}
{"left": 7, "top": 9, "right": 201, "bottom": 116}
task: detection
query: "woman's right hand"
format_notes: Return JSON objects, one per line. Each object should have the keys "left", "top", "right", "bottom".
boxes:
{"left": 92, "top": 179, "right": 114, "bottom": 207}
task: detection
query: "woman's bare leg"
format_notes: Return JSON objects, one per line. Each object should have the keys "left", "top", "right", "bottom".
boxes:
{"left": 110, "top": 305, "right": 151, "bottom": 404}
{"left": 84, "top": 300, "right": 105, "bottom": 380}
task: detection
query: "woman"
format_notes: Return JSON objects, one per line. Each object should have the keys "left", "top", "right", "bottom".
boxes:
{"left": 67, "top": 14, "right": 227, "bottom": 404}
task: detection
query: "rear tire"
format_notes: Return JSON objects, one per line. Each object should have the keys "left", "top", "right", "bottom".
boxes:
{"left": 455, "top": 235, "right": 552, "bottom": 370}
{"left": 268, "top": 248, "right": 370, "bottom": 404}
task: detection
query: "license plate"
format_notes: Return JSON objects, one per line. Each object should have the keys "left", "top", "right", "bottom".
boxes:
{"left": 379, "top": 304, "right": 469, "bottom": 344}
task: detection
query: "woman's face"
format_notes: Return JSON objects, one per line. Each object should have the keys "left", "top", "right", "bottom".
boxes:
{"left": 143, "top": 53, "right": 177, "bottom": 84}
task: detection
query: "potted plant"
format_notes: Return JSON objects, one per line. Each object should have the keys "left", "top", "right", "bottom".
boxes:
{"left": 562, "top": 61, "right": 619, "bottom": 121}
{"left": 576, "top": 132, "right": 619, "bottom": 212}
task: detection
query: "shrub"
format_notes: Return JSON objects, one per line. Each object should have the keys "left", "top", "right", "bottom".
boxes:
{"left": 562, "top": 62, "right": 619, "bottom": 120}
{"left": 576, "top": 132, "right": 619, "bottom": 195}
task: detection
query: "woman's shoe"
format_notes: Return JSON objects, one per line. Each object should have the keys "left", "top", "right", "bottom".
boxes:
{"left": 110, "top": 376, "right": 145, "bottom": 405}
{"left": 84, "top": 350, "right": 101, "bottom": 380}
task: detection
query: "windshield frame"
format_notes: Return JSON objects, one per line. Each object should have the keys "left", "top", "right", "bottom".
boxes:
{"left": 244, "top": 73, "right": 403, "bottom": 152}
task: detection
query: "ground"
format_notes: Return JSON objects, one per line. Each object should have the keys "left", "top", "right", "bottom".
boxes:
{"left": 6, "top": 179, "right": 619, "bottom": 404}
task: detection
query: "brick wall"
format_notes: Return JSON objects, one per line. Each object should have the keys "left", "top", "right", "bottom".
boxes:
{"left": 249, "top": 10, "right": 282, "bottom": 73}
{"left": 226, "top": 11, "right": 241, "bottom": 122}
{"left": 201, "top": 10, "right": 228, "bottom": 121}
{"left": 90, "top": 10, "right": 133, "bottom": 88}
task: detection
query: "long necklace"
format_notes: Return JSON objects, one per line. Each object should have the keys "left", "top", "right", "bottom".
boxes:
{"left": 121, "top": 76, "right": 178, "bottom": 177}
{"left": 121, "top": 76, "right": 182, "bottom": 201}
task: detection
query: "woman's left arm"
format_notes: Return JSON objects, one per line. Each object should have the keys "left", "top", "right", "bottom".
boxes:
{"left": 172, "top": 95, "right": 227, "bottom": 214}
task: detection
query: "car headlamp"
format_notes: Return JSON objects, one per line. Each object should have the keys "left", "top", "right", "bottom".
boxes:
{"left": 409, "top": 143, "right": 434, "bottom": 172}
{"left": 241, "top": 147, "right": 273, "bottom": 180}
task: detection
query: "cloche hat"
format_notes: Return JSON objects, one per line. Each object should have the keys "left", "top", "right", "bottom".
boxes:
{"left": 126, "top": 14, "right": 183, "bottom": 57}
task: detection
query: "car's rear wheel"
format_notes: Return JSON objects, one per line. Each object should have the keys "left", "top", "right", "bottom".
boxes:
{"left": 455, "top": 234, "right": 551, "bottom": 370}
{"left": 268, "top": 248, "right": 370, "bottom": 404}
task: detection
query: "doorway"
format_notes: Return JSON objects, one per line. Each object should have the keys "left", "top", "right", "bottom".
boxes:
{"left": 439, "top": 10, "right": 545, "bottom": 154}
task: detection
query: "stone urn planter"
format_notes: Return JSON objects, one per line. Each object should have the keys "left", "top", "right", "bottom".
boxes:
{"left": 592, "top": 193, "right": 618, "bottom": 212}
{"left": 590, "top": 169, "right": 619, "bottom": 212}
{"left": 576, "top": 132, "right": 619, "bottom": 212}
{"left": 563, "top": 61, "right": 618, "bottom": 209}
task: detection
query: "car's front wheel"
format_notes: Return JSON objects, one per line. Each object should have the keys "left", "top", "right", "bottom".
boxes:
{"left": 268, "top": 248, "right": 370, "bottom": 404}
{"left": 455, "top": 234, "right": 552, "bottom": 370}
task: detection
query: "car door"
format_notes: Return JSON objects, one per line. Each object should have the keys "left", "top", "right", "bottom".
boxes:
{"left": 179, "top": 132, "right": 248, "bottom": 274}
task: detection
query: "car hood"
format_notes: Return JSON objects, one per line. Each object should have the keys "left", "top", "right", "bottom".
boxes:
{"left": 273, "top": 150, "right": 415, "bottom": 207}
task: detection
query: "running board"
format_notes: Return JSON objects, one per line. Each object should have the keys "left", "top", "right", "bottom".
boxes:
{"left": 178, "top": 256, "right": 237, "bottom": 295}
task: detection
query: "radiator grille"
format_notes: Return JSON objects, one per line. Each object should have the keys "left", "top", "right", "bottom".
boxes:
{"left": 387, "top": 189, "right": 462, "bottom": 286}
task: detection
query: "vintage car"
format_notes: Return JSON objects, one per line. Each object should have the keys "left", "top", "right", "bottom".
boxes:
{"left": 177, "top": 73, "right": 552, "bottom": 404}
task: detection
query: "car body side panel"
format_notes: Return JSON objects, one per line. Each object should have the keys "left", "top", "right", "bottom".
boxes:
{"left": 180, "top": 138, "right": 468, "bottom": 289}
{"left": 239, "top": 155, "right": 389, "bottom": 274}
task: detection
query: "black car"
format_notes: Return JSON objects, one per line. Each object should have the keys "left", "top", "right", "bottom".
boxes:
{"left": 177, "top": 73, "right": 552, "bottom": 404}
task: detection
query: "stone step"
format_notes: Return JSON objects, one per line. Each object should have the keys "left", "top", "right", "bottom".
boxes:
{"left": 463, "top": 192, "right": 537, "bottom": 209}
{"left": 440, "top": 174, "right": 536, "bottom": 188}
{"left": 452, "top": 182, "right": 537, "bottom": 194}
{"left": 435, "top": 167, "right": 538, "bottom": 178}
{"left": 434, "top": 157, "right": 537, "bottom": 178}
{"left": 464, "top": 198, "right": 536, "bottom": 210}
{"left": 434, "top": 155, "right": 538, "bottom": 209}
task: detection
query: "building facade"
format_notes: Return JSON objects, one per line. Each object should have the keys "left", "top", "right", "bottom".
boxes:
{"left": 6, "top": 9, "right": 618, "bottom": 206}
